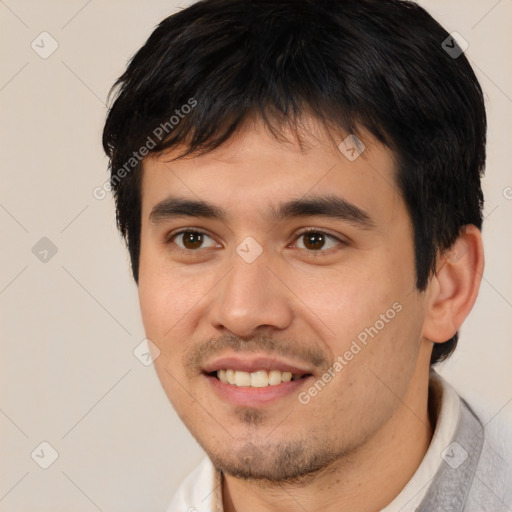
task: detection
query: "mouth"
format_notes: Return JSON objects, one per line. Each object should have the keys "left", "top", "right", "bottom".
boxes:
{"left": 210, "top": 368, "right": 309, "bottom": 387}
{"left": 201, "top": 355, "right": 315, "bottom": 406}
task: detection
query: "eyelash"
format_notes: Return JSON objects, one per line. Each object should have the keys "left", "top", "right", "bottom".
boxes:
{"left": 165, "top": 228, "right": 347, "bottom": 256}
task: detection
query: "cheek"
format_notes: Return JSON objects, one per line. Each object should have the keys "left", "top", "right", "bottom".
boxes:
{"left": 137, "top": 252, "right": 219, "bottom": 371}
{"left": 305, "top": 257, "right": 421, "bottom": 378}
{"left": 138, "top": 273, "right": 193, "bottom": 349}
{"left": 138, "top": 246, "right": 182, "bottom": 362}
{"left": 137, "top": 259, "right": 166, "bottom": 337}
{"left": 138, "top": 241, "right": 193, "bottom": 334}
{"left": 296, "top": 265, "right": 404, "bottom": 344}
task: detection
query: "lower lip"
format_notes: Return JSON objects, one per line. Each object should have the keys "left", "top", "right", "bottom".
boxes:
{"left": 205, "top": 374, "right": 312, "bottom": 407}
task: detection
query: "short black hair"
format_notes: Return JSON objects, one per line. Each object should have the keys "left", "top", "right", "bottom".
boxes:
{"left": 102, "top": 0, "right": 486, "bottom": 365}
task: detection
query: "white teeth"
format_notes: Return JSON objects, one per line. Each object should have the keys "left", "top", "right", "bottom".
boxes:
{"left": 268, "top": 370, "right": 282, "bottom": 386}
{"left": 226, "top": 369, "right": 236, "bottom": 385}
{"left": 251, "top": 370, "right": 269, "bottom": 387}
{"left": 216, "top": 369, "right": 300, "bottom": 387}
{"left": 234, "top": 371, "right": 251, "bottom": 387}
{"left": 281, "top": 371, "right": 292, "bottom": 382}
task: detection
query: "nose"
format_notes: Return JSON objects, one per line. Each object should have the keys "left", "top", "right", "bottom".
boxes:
{"left": 208, "top": 249, "right": 294, "bottom": 338}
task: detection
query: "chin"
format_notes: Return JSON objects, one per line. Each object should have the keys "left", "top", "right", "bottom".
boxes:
{"left": 204, "top": 438, "right": 344, "bottom": 483}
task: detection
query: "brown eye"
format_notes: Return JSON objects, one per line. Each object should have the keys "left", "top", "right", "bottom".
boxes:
{"left": 168, "top": 230, "right": 218, "bottom": 251}
{"left": 181, "top": 231, "right": 204, "bottom": 250}
{"left": 302, "top": 232, "right": 327, "bottom": 250}
{"left": 294, "top": 230, "right": 343, "bottom": 253}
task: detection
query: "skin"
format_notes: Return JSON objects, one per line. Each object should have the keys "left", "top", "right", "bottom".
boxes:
{"left": 137, "top": 116, "right": 484, "bottom": 512}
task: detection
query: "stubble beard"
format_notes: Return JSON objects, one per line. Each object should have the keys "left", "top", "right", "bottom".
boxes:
{"left": 198, "top": 407, "right": 348, "bottom": 484}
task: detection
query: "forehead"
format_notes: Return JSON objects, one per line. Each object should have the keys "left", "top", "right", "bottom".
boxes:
{"left": 140, "top": 119, "right": 403, "bottom": 227}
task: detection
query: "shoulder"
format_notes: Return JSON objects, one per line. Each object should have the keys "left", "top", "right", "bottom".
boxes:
{"left": 467, "top": 399, "right": 512, "bottom": 511}
{"left": 456, "top": 391, "right": 512, "bottom": 511}
{"left": 431, "top": 371, "right": 512, "bottom": 511}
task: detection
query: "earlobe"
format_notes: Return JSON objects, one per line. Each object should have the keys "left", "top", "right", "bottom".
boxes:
{"left": 422, "top": 225, "right": 485, "bottom": 344}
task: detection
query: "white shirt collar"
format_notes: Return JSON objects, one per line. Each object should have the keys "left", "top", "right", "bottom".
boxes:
{"left": 380, "top": 369, "right": 461, "bottom": 511}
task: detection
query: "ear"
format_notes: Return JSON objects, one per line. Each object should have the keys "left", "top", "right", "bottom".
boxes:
{"left": 422, "top": 225, "right": 485, "bottom": 343}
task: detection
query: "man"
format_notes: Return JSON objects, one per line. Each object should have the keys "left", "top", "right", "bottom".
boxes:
{"left": 102, "top": 0, "right": 512, "bottom": 510}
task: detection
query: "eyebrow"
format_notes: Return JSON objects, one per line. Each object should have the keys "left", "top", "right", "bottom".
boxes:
{"left": 149, "top": 194, "right": 376, "bottom": 229}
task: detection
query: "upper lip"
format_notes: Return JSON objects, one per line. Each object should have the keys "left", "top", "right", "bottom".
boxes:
{"left": 202, "top": 355, "right": 314, "bottom": 375}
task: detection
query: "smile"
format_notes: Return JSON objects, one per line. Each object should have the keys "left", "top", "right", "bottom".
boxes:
{"left": 215, "top": 369, "right": 305, "bottom": 387}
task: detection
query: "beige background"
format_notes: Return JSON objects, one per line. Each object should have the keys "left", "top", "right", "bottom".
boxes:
{"left": 1, "top": 0, "right": 511, "bottom": 510}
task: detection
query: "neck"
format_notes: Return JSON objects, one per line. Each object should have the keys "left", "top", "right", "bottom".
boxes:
{"left": 222, "top": 366, "right": 435, "bottom": 512}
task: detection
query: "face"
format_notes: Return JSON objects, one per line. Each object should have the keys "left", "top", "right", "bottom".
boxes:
{"left": 138, "top": 118, "right": 430, "bottom": 482}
